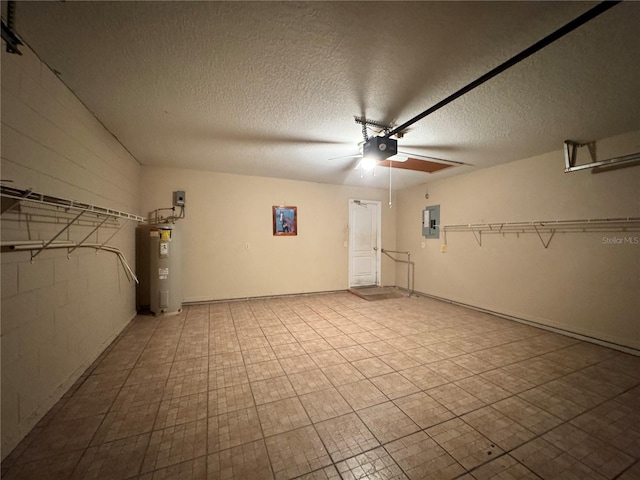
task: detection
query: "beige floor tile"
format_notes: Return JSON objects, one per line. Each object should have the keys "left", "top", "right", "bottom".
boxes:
{"left": 266, "top": 332, "right": 297, "bottom": 346}
{"left": 144, "top": 456, "right": 208, "bottom": 479}
{"left": 250, "top": 375, "right": 296, "bottom": 405}
{"left": 570, "top": 398, "right": 640, "bottom": 457}
{"left": 246, "top": 360, "right": 285, "bottom": 382}
{"left": 363, "top": 340, "right": 398, "bottom": 357}
{"left": 427, "top": 418, "right": 503, "bottom": 470}
{"left": 370, "top": 372, "right": 420, "bottom": 400}
{"left": 207, "top": 440, "right": 273, "bottom": 480}
{"left": 501, "top": 357, "right": 573, "bottom": 386}
{"left": 517, "top": 382, "right": 602, "bottom": 421}
{"left": 357, "top": 401, "right": 420, "bottom": 444}
{"left": 141, "top": 419, "right": 208, "bottom": 473}
{"left": 50, "top": 389, "right": 119, "bottom": 424}
{"left": 337, "top": 379, "right": 388, "bottom": 411}
{"left": 493, "top": 396, "right": 562, "bottom": 435}
{"left": 378, "top": 351, "right": 422, "bottom": 371}
{"left": 469, "top": 454, "right": 539, "bottom": 480}
{"left": 300, "top": 339, "right": 334, "bottom": 354}
{"left": 314, "top": 413, "right": 379, "bottom": 462}
{"left": 299, "top": 387, "right": 353, "bottom": 423}
{"left": 209, "top": 382, "right": 255, "bottom": 416}
{"left": 163, "top": 372, "right": 208, "bottom": 400}
{"left": 399, "top": 365, "right": 449, "bottom": 391}
{"left": 156, "top": 392, "right": 208, "bottom": 429}
{"left": 336, "top": 447, "right": 409, "bottom": 480}
{"left": 349, "top": 331, "right": 383, "bottom": 344}
{"left": 542, "top": 423, "right": 634, "bottom": 479}
{"left": 92, "top": 401, "right": 159, "bottom": 445}
{"left": 73, "top": 370, "right": 130, "bottom": 396}
{"left": 479, "top": 369, "right": 536, "bottom": 395}
{"left": 256, "top": 397, "right": 311, "bottom": 436}
{"left": 321, "top": 363, "right": 366, "bottom": 386}
{"left": 324, "top": 334, "right": 359, "bottom": 349}
{"left": 175, "top": 342, "right": 209, "bottom": 362}
{"left": 265, "top": 426, "right": 332, "bottom": 479}
{"left": 427, "top": 383, "right": 485, "bottom": 416}
{"left": 617, "top": 462, "right": 640, "bottom": 480}
{"left": 393, "top": 391, "right": 455, "bottom": 429}
{"left": 449, "top": 353, "right": 497, "bottom": 374}
{"left": 71, "top": 433, "right": 149, "bottom": 479}
{"left": 404, "top": 346, "right": 447, "bottom": 364}
{"left": 169, "top": 357, "right": 209, "bottom": 378}
{"left": 137, "top": 346, "right": 177, "bottom": 366}
{"left": 542, "top": 342, "right": 617, "bottom": 370}
{"left": 351, "top": 357, "right": 395, "bottom": 378}
{"left": 295, "top": 465, "right": 341, "bottom": 480}
{"left": 462, "top": 406, "right": 536, "bottom": 452}
{"left": 454, "top": 376, "right": 511, "bottom": 405}
{"left": 2, "top": 451, "right": 84, "bottom": 480}
{"left": 386, "top": 430, "right": 465, "bottom": 480}
{"left": 512, "top": 437, "right": 607, "bottom": 480}
{"left": 111, "top": 382, "right": 167, "bottom": 412}
{"left": 270, "top": 342, "right": 307, "bottom": 359}
{"left": 125, "top": 362, "right": 173, "bottom": 387}
{"left": 337, "top": 345, "right": 375, "bottom": 362}
{"left": 385, "top": 337, "right": 422, "bottom": 351}
{"left": 208, "top": 352, "right": 243, "bottom": 370}
{"left": 428, "top": 359, "right": 475, "bottom": 382}
{"left": 288, "top": 368, "right": 334, "bottom": 395}
{"left": 242, "top": 346, "right": 277, "bottom": 364}
{"left": 309, "top": 350, "right": 348, "bottom": 368}
{"left": 208, "top": 406, "right": 263, "bottom": 452}
{"left": 7, "top": 295, "right": 640, "bottom": 480}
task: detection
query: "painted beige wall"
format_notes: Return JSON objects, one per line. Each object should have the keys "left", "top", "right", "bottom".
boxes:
{"left": 1, "top": 45, "right": 141, "bottom": 457}
{"left": 139, "top": 167, "right": 397, "bottom": 302}
{"left": 396, "top": 130, "right": 640, "bottom": 350}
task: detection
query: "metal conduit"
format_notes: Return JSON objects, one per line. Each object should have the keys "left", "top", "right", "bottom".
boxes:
{"left": 381, "top": 249, "right": 412, "bottom": 297}
{"left": 386, "top": 1, "right": 621, "bottom": 138}
{"left": 1, "top": 240, "right": 138, "bottom": 284}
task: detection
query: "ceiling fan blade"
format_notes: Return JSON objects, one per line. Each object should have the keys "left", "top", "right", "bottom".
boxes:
{"left": 397, "top": 151, "right": 468, "bottom": 166}
{"left": 328, "top": 154, "right": 362, "bottom": 162}
{"left": 209, "top": 128, "right": 350, "bottom": 146}
{"left": 386, "top": 154, "right": 409, "bottom": 163}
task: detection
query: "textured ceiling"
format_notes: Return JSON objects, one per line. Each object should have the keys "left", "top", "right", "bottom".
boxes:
{"left": 8, "top": 1, "right": 640, "bottom": 189}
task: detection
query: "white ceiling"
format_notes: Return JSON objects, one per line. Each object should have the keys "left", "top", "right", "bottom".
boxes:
{"left": 8, "top": 1, "right": 640, "bottom": 189}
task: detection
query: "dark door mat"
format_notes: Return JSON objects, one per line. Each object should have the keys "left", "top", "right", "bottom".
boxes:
{"left": 348, "top": 286, "right": 406, "bottom": 301}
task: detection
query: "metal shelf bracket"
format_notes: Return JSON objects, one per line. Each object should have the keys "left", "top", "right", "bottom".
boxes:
{"left": 564, "top": 140, "right": 640, "bottom": 173}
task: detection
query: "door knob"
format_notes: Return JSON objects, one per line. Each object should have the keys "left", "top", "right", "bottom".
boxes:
{"left": 373, "top": 247, "right": 378, "bottom": 251}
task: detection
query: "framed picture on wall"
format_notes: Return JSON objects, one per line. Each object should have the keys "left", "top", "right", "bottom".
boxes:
{"left": 273, "top": 206, "right": 297, "bottom": 236}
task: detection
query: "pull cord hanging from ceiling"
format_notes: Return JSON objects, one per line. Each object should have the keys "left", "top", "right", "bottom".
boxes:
{"left": 385, "top": 1, "right": 621, "bottom": 139}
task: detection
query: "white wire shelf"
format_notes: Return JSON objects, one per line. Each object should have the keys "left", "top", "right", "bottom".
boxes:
{"left": 1, "top": 185, "right": 145, "bottom": 221}
{"left": 441, "top": 217, "right": 640, "bottom": 248}
{"left": 1, "top": 185, "right": 143, "bottom": 275}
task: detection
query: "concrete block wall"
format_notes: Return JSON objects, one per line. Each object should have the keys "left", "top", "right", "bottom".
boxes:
{"left": 1, "top": 44, "right": 141, "bottom": 458}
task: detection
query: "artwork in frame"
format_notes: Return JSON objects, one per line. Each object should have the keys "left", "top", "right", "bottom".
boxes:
{"left": 273, "top": 206, "right": 297, "bottom": 236}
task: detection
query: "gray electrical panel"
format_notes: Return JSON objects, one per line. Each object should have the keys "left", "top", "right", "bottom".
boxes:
{"left": 422, "top": 205, "right": 440, "bottom": 238}
{"left": 173, "top": 190, "right": 186, "bottom": 207}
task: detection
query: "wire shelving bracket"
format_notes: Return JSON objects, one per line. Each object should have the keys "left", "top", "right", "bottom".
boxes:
{"left": 1, "top": 185, "right": 145, "bottom": 261}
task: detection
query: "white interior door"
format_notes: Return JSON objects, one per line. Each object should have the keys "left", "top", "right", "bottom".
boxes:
{"left": 349, "top": 199, "right": 381, "bottom": 287}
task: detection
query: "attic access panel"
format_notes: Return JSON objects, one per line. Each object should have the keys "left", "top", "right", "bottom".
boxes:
{"left": 378, "top": 158, "right": 453, "bottom": 173}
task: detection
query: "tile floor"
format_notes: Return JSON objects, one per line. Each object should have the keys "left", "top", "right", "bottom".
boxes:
{"left": 2, "top": 292, "right": 639, "bottom": 479}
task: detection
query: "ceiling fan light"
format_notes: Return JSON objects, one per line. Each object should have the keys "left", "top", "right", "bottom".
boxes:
{"left": 359, "top": 157, "right": 377, "bottom": 170}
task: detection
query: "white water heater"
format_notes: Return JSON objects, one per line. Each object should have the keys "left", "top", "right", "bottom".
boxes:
{"left": 148, "top": 224, "right": 182, "bottom": 315}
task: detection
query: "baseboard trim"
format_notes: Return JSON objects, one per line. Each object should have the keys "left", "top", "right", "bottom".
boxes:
{"left": 406, "top": 288, "right": 639, "bottom": 356}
